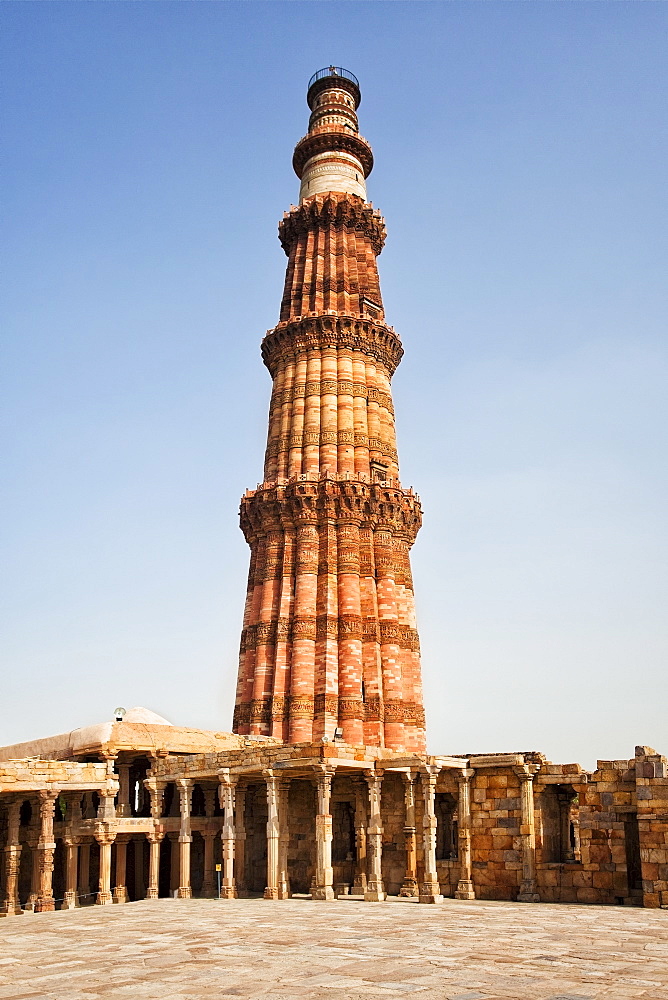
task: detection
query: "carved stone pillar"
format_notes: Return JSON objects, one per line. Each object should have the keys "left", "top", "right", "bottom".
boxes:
{"left": 35, "top": 790, "right": 58, "bottom": 912}
{"left": 278, "top": 779, "right": 291, "bottom": 899}
{"left": 176, "top": 778, "right": 193, "bottom": 899}
{"left": 2, "top": 801, "right": 22, "bottom": 915}
{"left": 263, "top": 769, "right": 280, "bottom": 899}
{"left": 515, "top": 764, "right": 540, "bottom": 902}
{"left": 98, "top": 789, "right": 117, "bottom": 822}
{"left": 112, "top": 837, "right": 130, "bottom": 903}
{"left": 364, "top": 769, "right": 385, "bottom": 901}
{"left": 419, "top": 767, "right": 443, "bottom": 904}
{"left": 25, "top": 837, "right": 40, "bottom": 911}
{"left": 81, "top": 792, "right": 97, "bottom": 819}
{"left": 145, "top": 778, "right": 165, "bottom": 900}
{"left": 312, "top": 767, "right": 335, "bottom": 900}
{"left": 95, "top": 830, "right": 116, "bottom": 905}
{"left": 399, "top": 771, "right": 418, "bottom": 897}
{"left": 217, "top": 770, "right": 238, "bottom": 899}
{"left": 455, "top": 768, "right": 475, "bottom": 900}
{"left": 353, "top": 778, "right": 367, "bottom": 894}
{"left": 116, "top": 763, "right": 132, "bottom": 817}
{"left": 61, "top": 836, "right": 80, "bottom": 910}
{"left": 145, "top": 778, "right": 166, "bottom": 824}
{"left": 78, "top": 841, "right": 91, "bottom": 903}
{"left": 234, "top": 783, "right": 247, "bottom": 895}
{"left": 202, "top": 832, "right": 217, "bottom": 898}
{"left": 146, "top": 833, "right": 163, "bottom": 900}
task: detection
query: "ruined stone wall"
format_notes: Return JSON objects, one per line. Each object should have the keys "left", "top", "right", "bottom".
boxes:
{"left": 468, "top": 767, "right": 523, "bottom": 901}
{"left": 636, "top": 749, "right": 668, "bottom": 908}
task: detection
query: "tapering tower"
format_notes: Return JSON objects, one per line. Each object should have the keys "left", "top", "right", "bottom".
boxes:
{"left": 234, "top": 68, "right": 425, "bottom": 752}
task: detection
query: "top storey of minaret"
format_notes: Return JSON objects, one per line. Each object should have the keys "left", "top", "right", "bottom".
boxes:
{"left": 293, "top": 67, "right": 374, "bottom": 203}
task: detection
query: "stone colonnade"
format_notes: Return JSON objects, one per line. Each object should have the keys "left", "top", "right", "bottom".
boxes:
{"left": 137, "top": 763, "right": 474, "bottom": 906}
{"left": 3, "top": 761, "right": 556, "bottom": 911}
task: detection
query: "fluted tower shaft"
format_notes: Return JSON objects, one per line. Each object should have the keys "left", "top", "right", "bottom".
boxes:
{"left": 234, "top": 69, "right": 426, "bottom": 752}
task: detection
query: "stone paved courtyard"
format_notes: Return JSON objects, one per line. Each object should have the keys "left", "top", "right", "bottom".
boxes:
{"left": 0, "top": 897, "right": 666, "bottom": 1000}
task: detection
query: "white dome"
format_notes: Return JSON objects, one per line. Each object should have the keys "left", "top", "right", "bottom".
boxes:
{"left": 121, "top": 706, "right": 173, "bottom": 726}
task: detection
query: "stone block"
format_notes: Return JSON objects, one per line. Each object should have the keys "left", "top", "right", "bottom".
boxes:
{"left": 576, "top": 887, "right": 600, "bottom": 903}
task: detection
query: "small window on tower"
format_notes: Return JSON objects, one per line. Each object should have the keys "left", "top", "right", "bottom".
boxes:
{"left": 370, "top": 461, "right": 388, "bottom": 483}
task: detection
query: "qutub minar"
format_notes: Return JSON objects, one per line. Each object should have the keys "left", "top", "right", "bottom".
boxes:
{"left": 0, "top": 69, "right": 666, "bottom": 915}
{"left": 234, "top": 67, "right": 425, "bottom": 753}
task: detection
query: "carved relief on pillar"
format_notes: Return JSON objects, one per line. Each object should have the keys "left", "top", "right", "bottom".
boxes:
{"left": 112, "top": 836, "right": 130, "bottom": 904}
{"left": 419, "top": 767, "right": 443, "bottom": 904}
{"left": 514, "top": 764, "right": 541, "bottom": 903}
{"left": 399, "top": 771, "right": 419, "bottom": 897}
{"left": 352, "top": 778, "right": 368, "bottom": 895}
{"left": 94, "top": 829, "right": 116, "bottom": 906}
{"left": 278, "top": 779, "right": 291, "bottom": 899}
{"left": 35, "top": 790, "right": 58, "bottom": 912}
{"left": 454, "top": 769, "right": 476, "bottom": 901}
{"left": 176, "top": 778, "right": 193, "bottom": 900}
{"left": 363, "top": 769, "right": 385, "bottom": 902}
{"left": 143, "top": 776, "right": 166, "bottom": 900}
{"left": 146, "top": 830, "right": 164, "bottom": 900}
{"left": 312, "top": 766, "right": 335, "bottom": 901}
{"left": 263, "top": 769, "right": 281, "bottom": 900}
{"left": 2, "top": 800, "right": 22, "bottom": 916}
{"left": 218, "top": 769, "right": 238, "bottom": 899}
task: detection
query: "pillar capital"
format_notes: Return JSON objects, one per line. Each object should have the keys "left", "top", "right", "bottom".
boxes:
{"left": 94, "top": 828, "right": 117, "bottom": 847}
{"left": 97, "top": 788, "right": 117, "bottom": 821}
{"left": 144, "top": 778, "right": 167, "bottom": 820}
{"left": 513, "top": 763, "right": 540, "bottom": 781}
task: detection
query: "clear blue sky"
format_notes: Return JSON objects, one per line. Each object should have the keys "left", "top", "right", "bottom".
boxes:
{"left": 2, "top": 2, "right": 666, "bottom": 768}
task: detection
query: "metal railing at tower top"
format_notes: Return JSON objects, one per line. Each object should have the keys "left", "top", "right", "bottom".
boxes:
{"left": 308, "top": 67, "right": 360, "bottom": 90}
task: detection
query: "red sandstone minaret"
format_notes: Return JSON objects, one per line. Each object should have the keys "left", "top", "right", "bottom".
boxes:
{"left": 233, "top": 68, "right": 426, "bottom": 752}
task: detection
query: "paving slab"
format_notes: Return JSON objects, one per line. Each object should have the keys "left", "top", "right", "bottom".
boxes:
{"left": 0, "top": 897, "right": 666, "bottom": 1000}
